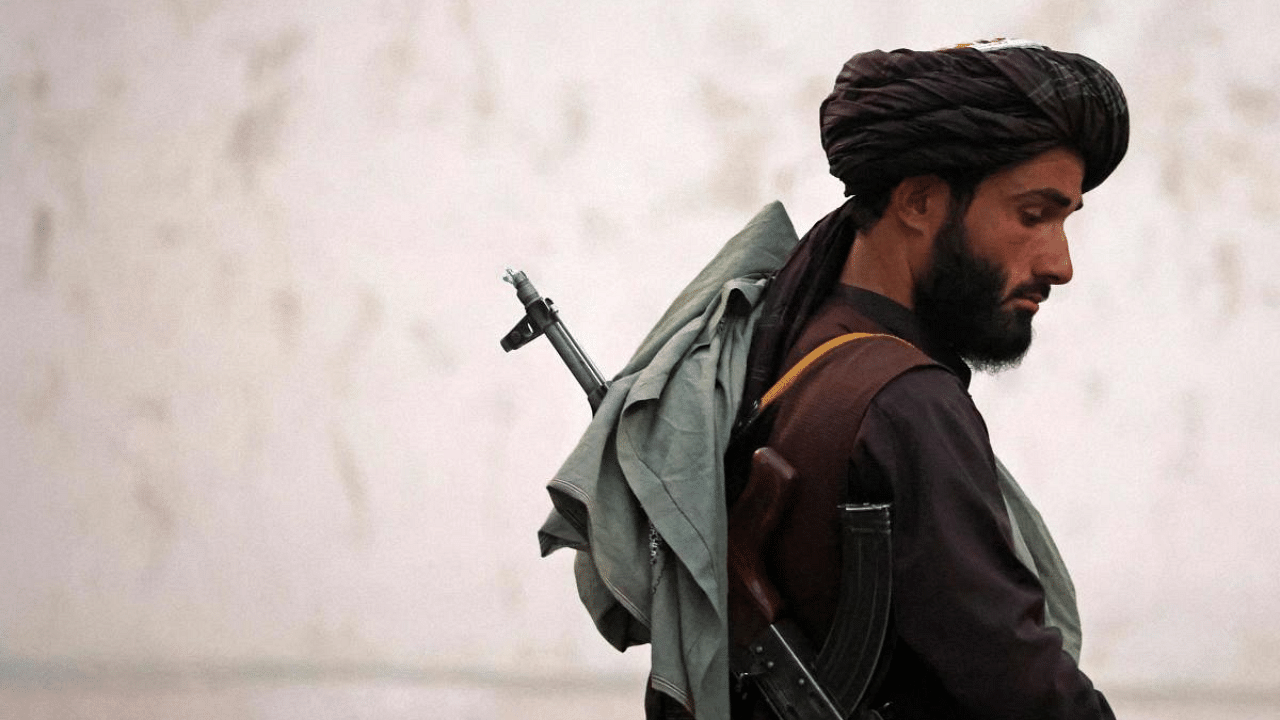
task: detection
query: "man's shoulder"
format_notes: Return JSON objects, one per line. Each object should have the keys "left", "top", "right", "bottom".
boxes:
{"left": 776, "top": 333, "right": 953, "bottom": 426}
{"left": 794, "top": 333, "right": 977, "bottom": 424}
{"left": 804, "top": 333, "right": 950, "bottom": 392}
{"left": 869, "top": 363, "right": 983, "bottom": 434}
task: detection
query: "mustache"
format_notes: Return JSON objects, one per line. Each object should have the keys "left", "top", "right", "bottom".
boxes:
{"left": 1007, "top": 282, "right": 1052, "bottom": 303}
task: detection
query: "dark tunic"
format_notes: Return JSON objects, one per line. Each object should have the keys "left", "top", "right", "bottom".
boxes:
{"left": 759, "top": 284, "right": 1113, "bottom": 720}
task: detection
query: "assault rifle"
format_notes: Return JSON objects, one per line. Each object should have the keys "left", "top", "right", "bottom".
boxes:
{"left": 500, "top": 269, "right": 610, "bottom": 412}
{"left": 500, "top": 269, "right": 891, "bottom": 720}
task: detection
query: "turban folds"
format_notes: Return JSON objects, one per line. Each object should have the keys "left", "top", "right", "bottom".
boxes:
{"left": 821, "top": 39, "right": 1129, "bottom": 195}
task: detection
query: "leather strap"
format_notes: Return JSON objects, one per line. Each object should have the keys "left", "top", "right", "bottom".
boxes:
{"left": 759, "top": 333, "right": 914, "bottom": 411}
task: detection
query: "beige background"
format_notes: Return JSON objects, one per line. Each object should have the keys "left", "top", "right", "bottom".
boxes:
{"left": 2, "top": 0, "right": 1279, "bottom": 717}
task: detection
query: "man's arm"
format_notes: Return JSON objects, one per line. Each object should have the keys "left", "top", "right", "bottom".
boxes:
{"left": 856, "top": 368, "right": 1114, "bottom": 719}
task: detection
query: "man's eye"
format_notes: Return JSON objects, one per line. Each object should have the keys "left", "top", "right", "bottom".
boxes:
{"left": 1020, "top": 210, "right": 1044, "bottom": 226}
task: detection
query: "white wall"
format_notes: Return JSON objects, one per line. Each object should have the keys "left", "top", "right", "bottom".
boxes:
{"left": 2, "top": 0, "right": 1278, "bottom": 717}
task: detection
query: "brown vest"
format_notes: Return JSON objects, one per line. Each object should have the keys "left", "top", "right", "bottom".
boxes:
{"left": 757, "top": 334, "right": 938, "bottom": 656}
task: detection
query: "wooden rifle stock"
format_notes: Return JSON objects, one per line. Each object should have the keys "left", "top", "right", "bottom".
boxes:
{"left": 727, "top": 446, "right": 799, "bottom": 647}
{"left": 728, "top": 445, "right": 894, "bottom": 720}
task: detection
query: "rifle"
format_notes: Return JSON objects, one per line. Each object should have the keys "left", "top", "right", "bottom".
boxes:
{"left": 500, "top": 270, "right": 890, "bottom": 720}
{"left": 500, "top": 268, "right": 610, "bottom": 412}
{"left": 728, "top": 450, "right": 892, "bottom": 720}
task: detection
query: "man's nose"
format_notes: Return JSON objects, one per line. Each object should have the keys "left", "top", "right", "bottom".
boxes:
{"left": 1035, "top": 228, "right": 1074, "bottom": 285}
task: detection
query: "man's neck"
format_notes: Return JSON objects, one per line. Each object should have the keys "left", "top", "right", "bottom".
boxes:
{"left": 838, "top": 231, "right": 919, "bottom": 309}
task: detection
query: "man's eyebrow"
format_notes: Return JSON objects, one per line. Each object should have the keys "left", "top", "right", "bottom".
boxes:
{"left": 1017, "top": 188, "right": 1083, "bottom": 212}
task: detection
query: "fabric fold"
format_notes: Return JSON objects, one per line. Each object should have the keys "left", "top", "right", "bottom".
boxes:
{"left": 538, "top": 202, "right": 800, "bottom": 718}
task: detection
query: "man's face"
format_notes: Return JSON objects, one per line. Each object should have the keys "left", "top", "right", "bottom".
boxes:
{"left": 913, "top": 148, "right": 1085, "bottom": 371}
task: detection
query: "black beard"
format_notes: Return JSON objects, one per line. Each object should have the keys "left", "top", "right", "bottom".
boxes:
{"left": 912, "top": 210, "right": 1037, "bottom": 373}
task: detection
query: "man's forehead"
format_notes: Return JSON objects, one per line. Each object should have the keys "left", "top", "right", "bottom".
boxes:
{"left": 985, "top": 149, "right": 1086, "bottom": 207}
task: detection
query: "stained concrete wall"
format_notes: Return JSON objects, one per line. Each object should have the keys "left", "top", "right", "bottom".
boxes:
{"left": 1, "top": 0, "right": 1278, "bottom": 718}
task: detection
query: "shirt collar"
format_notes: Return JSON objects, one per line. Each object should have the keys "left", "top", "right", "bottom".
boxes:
{"left": 830, "top": 284, "right": 973, "bottom": 388}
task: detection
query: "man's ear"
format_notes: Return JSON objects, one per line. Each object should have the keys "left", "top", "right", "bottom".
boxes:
{"left": 885, "top": 175, "right": 951, "bottom": 237}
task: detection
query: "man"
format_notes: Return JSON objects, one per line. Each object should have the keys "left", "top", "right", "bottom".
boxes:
{"left": 718, "top": 40, "right": 1130, "bottom": 719}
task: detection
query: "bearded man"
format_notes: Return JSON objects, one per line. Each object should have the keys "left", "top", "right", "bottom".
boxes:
{"left": 697, "top": 39, "right": 1129, "bottom": 720}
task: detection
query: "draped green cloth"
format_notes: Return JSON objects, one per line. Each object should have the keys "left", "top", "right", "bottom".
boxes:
{"left": 996, "top": 457, "right": 1083, "bottom": 662}
{"left": 538, "top": 202, "right": 799, "bottom": 718}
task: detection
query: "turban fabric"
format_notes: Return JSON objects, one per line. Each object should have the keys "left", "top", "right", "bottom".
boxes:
{"left": 821, "top": 40, "right": 1129, "bottom": 196}
{"left": 735, "top": 40, "right": 1129, "bottom": 435}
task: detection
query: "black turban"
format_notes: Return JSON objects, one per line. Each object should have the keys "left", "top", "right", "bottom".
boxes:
{"left": 732, "top": 40, "right": 1129, "bottom": 444}
{"left": 821, "top": 39, "right": 1129, "bottom": 195}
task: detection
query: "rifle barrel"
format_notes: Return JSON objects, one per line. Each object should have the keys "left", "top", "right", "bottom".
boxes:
{"left": 503, "top": 269, "right": 610, "bottom": 412}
